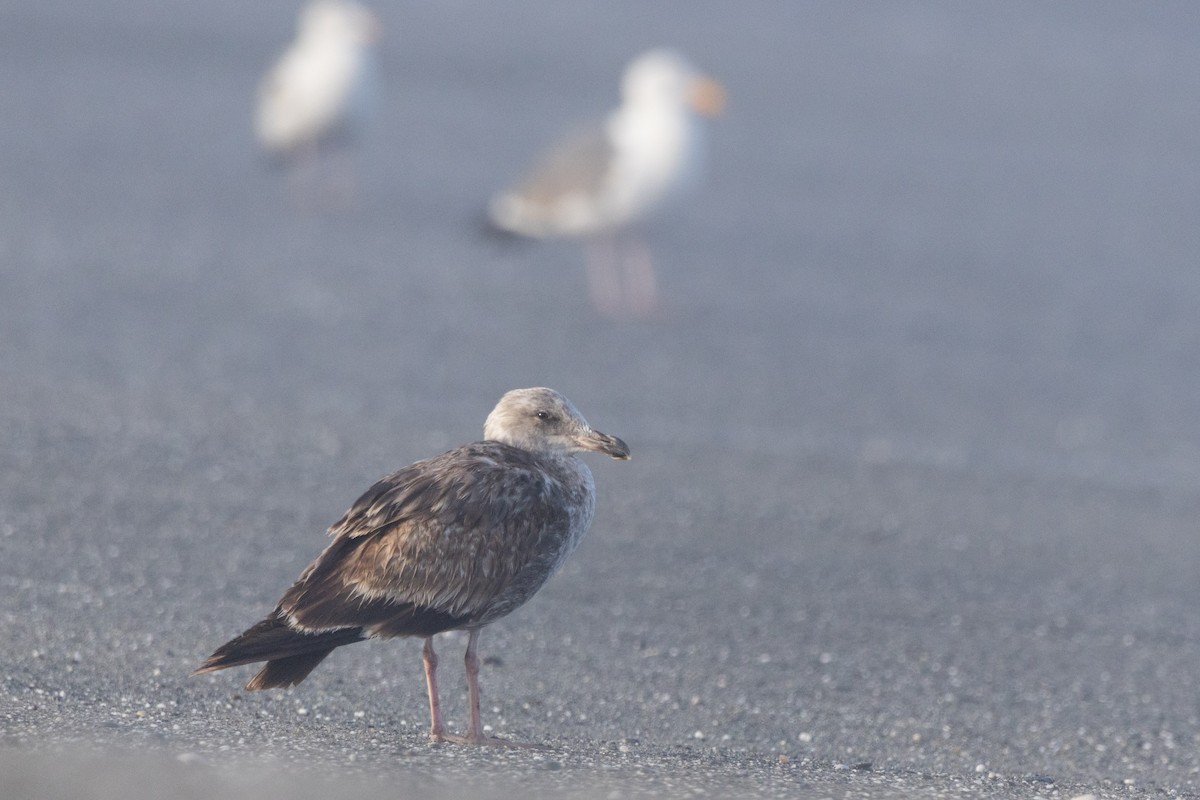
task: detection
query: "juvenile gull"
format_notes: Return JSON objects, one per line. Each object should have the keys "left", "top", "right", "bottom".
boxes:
{"left": 194, "top": 388, "right": 630, "bottom": 746}
{"left": 489, "top": 49, "right": 725, "bottom": 317}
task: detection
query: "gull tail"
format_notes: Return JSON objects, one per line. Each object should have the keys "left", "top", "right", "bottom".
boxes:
{"left": 193, "top": 610, "right": 366, "bottom": 690}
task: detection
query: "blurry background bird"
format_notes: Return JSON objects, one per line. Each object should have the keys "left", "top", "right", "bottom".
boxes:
{"left": 488, "top": 48, "right": 725, "bottom": 319}
{"left": 255, "top": 0, "right": 382, "bottom": 206}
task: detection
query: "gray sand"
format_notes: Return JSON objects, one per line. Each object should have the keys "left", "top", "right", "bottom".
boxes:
{"left": 3, "top": 2, "right": 1200, "bottom": 798}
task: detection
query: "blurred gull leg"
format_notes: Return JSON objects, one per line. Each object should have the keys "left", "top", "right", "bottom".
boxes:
{"left": 623, "top": 235, "right": 659, "bottom": 318}
{"left": 586, "top": 235, "right": 622, "bottom": 317}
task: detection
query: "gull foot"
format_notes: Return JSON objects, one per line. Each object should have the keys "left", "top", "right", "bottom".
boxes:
{"left": 430, "top": 732, "right": 546, "bottom": 749}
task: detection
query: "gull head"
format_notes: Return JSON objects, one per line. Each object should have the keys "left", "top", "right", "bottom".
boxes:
{"left": 484, "top": 388, "right": 631, "bottom": 460}
{"left": 299, "top": 0, "right": 382, "bottom": 46}
{"left": 621, "top": 48, "right": 726, "bottom": 117}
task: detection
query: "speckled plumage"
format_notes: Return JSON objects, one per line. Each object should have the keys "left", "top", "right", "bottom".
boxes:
{"left": 194, "top": 388, "right": 629, "bottom": 745}
{"left": 282, "top": 440, "right": 597, "bottom": 634}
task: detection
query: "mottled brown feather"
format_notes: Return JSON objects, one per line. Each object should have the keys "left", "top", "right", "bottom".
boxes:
{"left": 193, "top": 388, "right": 627, "bottom": 699}
{"left": 280, "top": 442, "right": 590, "bottom": 634}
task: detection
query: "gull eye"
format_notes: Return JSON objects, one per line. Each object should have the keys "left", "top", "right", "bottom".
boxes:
{"left": 535, "top": 410, "right": 555, "bottom": 422}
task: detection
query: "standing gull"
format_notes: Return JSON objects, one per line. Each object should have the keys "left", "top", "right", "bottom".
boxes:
{"left": 194, "top": 388, "right": 630, "bottom": 746}
{"left": 488, "top": 49, "right": 725, "bottom": 318}
{"left": 255, "top": 0, "right": 382, "bottom": 201}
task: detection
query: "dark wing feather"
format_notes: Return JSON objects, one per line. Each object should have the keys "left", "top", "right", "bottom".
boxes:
{"left": 192, "top": 609, "right": 367, "bottom": 689}
{"left": 278, "top": 442, "right": 583, "bottom": 637}
{"left": 195, "top": 612, "right": 362, "bottom": 670}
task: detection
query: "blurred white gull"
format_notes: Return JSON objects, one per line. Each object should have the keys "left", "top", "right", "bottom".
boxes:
{"left": 256, "top": 0, "right": 382, "bottom": 201}
{"left": 489, "top": 49, "right": 725, "bottom": 318}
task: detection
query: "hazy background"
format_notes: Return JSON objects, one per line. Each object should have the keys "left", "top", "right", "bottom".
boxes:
{"left": 2, "top": 2, "right": 1200, "bottom": 798}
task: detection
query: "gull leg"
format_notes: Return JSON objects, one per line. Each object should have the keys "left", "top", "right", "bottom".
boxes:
{"left": 463, "top": 628, "right": 485, "bottom": 743}
{"left": 326, "top": 146, "right": 359, "bottom": 209}
{"left": 623, "top": 235, "right": 659, "bottom": 318}
{"left": 286, "top": 140, "right": 320, "bottom": 211}
{"left": 585, "top": 235, "right": 622, "bottom": 317}
{"left": 422, "top": 636, "right": 447, "bottom": 741}
{"left": 434, "top": 629, "right": 542, "bottom": 749}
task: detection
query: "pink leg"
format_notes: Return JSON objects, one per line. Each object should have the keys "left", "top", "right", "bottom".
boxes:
{"left": 326, "top": 147, "right": 358, "bottom": 209}
{"left": 426, "top": 629, "right": 540, "bottom": 748}
{"left": 285, "top": 140, "right": 320, "bottom": 211}
{"left": 585, "top": 235, "right": 622, "bottom": 317}
{"left": 622, "top": 236, "right": 659, "bottom": 318}
{"left": 463, "top": 628, "right": 486, "bottom": 743}
{"left": 422, "top": 636, "right": 446, "bottom": 741}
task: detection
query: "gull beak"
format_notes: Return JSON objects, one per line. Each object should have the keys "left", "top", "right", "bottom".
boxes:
{"left": 689, "top": 76, "right": 726, "bottom": 117}
{"left": 576, "top": 429, "right": 632, "bottom": 460}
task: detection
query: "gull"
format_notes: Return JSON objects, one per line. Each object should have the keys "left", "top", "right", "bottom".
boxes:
{"left": 489, "top": 49, "right": 725, "bottom": 318}
{"left": 194, "top": 388, "right": 630, "bottom": 746}
{"left": 255, "top": 0, "right": 382, "bottom": 201}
